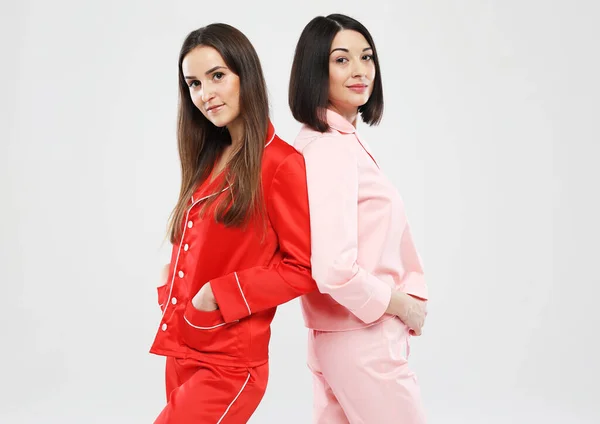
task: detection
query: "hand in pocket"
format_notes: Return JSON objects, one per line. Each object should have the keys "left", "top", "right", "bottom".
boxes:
{"left": 191, "top": 283, "right": 219, "bottom": 312}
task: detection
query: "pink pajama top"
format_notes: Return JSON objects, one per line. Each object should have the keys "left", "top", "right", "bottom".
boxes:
{"left": 294, "top": 109, "right": 429, "bottom": 332}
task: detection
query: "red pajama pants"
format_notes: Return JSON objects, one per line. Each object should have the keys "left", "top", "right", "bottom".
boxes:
{"left": 154, "top": 357, "right": 269, "bottom": 424}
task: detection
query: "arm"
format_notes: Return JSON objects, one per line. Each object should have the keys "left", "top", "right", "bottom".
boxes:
{"left": 160, "top": 263, "right": 170, "bottom": 285}
{"left": 398, "top": 225, "right": 428, "bottom": 300}
{"left": 301, "top": 136, "right": 392, "bottom": 324}
{"left": 206, "top": 153, "right": 317, "bottom": 323}
{"left": 157, "top": 263, "right": 170, "bottom": 310}
{"left": 386, "top": 217, "right": 429, "bottom": 334}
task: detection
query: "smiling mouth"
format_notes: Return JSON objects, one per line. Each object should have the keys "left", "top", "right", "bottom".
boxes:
{"left": 347, "top": 85, "right": 368, "bottom": 93}
{"left": 206, "top": 104, "right": 224, "bottom": 113}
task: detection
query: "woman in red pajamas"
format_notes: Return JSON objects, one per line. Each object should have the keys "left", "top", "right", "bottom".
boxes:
{"left": 149, "top": 23, "right": 316, "bottom": 423}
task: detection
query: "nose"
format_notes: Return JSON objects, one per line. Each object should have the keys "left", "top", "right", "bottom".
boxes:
{"left": 200, "top": 86, "right": 215, "bottom": 103}
{"left": 352, "top": 60, "right": 368, "bottom": 78}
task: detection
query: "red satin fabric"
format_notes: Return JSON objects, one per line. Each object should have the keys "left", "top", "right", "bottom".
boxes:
{"left": 154, "top": 357, "right": 268, "bottom": 424}
{"left": 150, "top": 123, "right": 316, "bottom": 369}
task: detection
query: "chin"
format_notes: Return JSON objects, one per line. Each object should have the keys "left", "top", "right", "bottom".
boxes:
{"left": 345, "top": 101, "right": 368, "bottom": 110}
{"left": 345, "top": 97, "right": 370, "bottom": 108}
{"left": 208, "top": 117, "right": 232, "bottom": 128}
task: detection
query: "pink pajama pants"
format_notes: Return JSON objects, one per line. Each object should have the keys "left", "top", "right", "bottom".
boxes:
{"left": 308, "top": 317, "right": 426, "bottom": 424}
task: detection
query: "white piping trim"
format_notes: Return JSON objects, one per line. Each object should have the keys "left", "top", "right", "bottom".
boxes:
{"left": 264, "top": 132, "right": 275, "bottom": 148}
{"left": 158, "top": 189, "right": 230, "bottom": 325}
{"left": 234, "top": 272, "right": 251, "bottom": 316}
{"left": 188, "top": 186, "right": 231, "bottom": 211}
{"left": 158, "top": 303, "right": 164, "bottom": 308}
{"left": 216, "top": 372, "right": 252, "bottom": 424}
{"left": 183, "top": 315, "right": 238, "bottom": 329}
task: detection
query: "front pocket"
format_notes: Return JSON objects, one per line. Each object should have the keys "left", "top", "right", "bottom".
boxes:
{"left": 180, "top": 302, "right": 242, "bottom": 357}
{"left": 184, "top": 307, "right": 230, "bottom": 329}
{"left": 383, "top": 317, "right": 411, "bottom": 363}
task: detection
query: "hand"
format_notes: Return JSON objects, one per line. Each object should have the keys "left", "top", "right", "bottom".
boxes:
{"left": 191, "top": 283, "right": 219, "bottom": 312}
{"left": 389, "top": 291, "right": 427, "bottom": 336}
{"left": 159, "top": 264, "right": 170, "bottom": 285}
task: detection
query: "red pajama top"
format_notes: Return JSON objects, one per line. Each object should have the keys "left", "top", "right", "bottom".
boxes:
{"left": 150, "top": 123, "right": 317, "bottom": 367}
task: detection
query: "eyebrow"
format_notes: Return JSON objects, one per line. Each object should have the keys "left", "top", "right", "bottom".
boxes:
{"left": 330, "top": 47, "right": 373, "bottom": 55}
{"left": 184, "top": 66, "right": 228, "bottom": 80}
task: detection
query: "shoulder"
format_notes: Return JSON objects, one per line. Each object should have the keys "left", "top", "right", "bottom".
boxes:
{"left": 261, "top": 135, "right": 306, "bottom": 191}
{"left": 293, "top": 125, "right": 356, "bottom": 157}
{"left": 264, "top": 135, "right": 300, "bottom": 163}
{"left": 263, "top": 135, "right": 304, "bottom": 172}
{"left": 293, "top": 128, "right": 358, "bottom": 168}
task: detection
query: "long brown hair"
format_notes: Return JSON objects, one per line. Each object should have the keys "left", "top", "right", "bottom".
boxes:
{"left": 168, "top": 23, "right": 269, "bottom": 243}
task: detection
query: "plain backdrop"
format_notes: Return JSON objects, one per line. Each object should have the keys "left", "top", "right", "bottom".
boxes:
{"left": 1, "top": 0, "right": 599, "bottom": 423}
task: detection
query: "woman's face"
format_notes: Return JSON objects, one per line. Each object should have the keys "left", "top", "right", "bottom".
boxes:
{"left": 328, "top": 30, "right": 376, "bottom": 117}
{"left": 182, "top": 46, "right": 241, "bottom": 129}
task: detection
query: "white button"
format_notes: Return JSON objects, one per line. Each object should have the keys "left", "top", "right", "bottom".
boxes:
{"left": 171, "top": 297, "right": 177, "bottom": 305}
{"left": 184, "top": 244, "right": 189, "bottom": 251}
{"left": 187, "top": 221, "right": 193, "bottom": 228}
{"left": 161, "top": 323, "right": 167, "bottom": 331}
{"left": 178, "top": 270, "right": 184, "bottom": 278}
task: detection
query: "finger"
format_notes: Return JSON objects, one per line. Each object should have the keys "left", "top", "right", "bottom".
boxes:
{"left": 410, "top": 328, "right": 422, "bottom": 336}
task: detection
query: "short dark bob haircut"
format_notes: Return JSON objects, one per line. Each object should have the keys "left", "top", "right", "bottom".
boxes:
{"left": 289, "top": 13, "right": 384, "bottom": 132}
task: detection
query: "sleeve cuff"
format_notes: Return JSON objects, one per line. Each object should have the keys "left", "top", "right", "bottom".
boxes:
{"left": 210, "top": 272, "right": 252, "bottom": 323}
{"left": 347, "top": 276, "right": 392, "bottom": 324}
{"left": 400, "top": 272, "right": 428, "bottom": 300}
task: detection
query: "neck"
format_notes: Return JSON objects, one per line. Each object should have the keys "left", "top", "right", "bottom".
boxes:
{"left": 328, "top": 103, "right": 359, "bottom": 128}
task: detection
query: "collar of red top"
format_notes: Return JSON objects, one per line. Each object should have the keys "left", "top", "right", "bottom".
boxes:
{"left": 265, "top": 120, "right": 275, "bottom": 146}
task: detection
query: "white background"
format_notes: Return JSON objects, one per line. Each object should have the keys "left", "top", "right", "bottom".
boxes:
{"left": 1, "top": 0, "right": 599, "bottom": 423}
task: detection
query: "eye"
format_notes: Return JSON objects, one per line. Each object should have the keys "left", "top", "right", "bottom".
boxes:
{"left": 362, "top": 54, "right": 373, "bottom": 61}
{"left": 213, "top": 72, "right": 225, "bottom": 80}
{"left": 188, "top": 80, "right": 200, "bottom": 88}
{"left": 335, "top": 57, "right": 348, "bottom": 64}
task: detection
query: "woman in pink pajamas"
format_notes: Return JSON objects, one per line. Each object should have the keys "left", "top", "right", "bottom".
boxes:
{"left": 289, "top": 14, "right": 429, "bottom": 423}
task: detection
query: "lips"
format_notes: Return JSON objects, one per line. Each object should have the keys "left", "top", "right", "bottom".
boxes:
{"left": 206, "top": 104, "right": 224, "bottom": 113}
{"left": 347, "top": 84, "right": 368, "bottom": 93}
